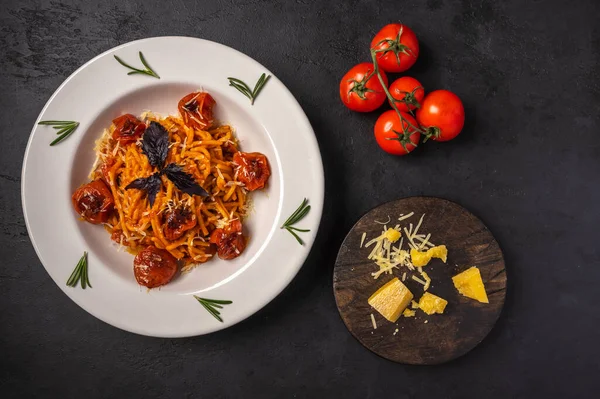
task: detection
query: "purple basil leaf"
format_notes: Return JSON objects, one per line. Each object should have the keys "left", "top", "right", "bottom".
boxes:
{"left": 163, "top": 163, "right": 209, "bottom": 197}
{"left": 125, "top": 172, "right": 163, "bottom": 207}
{"left": 142, "top": 121, "right": 169, "bottom": 169}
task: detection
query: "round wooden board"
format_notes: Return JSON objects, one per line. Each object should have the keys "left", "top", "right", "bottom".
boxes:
{"left": 333, "top": 197, "right": 507, "bottom": 365}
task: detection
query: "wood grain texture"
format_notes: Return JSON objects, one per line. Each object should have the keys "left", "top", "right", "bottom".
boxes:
{"left": 333, "top": 197, "right": 506, "bottom": 365}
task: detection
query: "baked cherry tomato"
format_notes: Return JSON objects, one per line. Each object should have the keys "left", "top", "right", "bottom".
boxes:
{"left": 111, "top": 114, "right": 146, "bottom": 144}
{"left": 371, "top": 24, "right": 419, "bottom": 73}
{"left": 374, "top": 110, "right": 420, "bottom": 155}
{"left": 72, "top": 179, "right": 115, "bottom": 224}
{"left": 339, "top": 63, "right": 388, "bottom": 112}
{"left": 209, "top": 219, "right": 246, "bottom": 260}
{"left": 178, "top": 92, "right": 216, "bottom": 130}
{"left": 163, "top": 206, "right": 197, "bottom": 241}
{"left": 133, "top": 246, "right": 178, "bottom": 288}
{"left": 416, "top": 90, "right": 465, "bottom": 142}
{"left": 389, "top": 77, "right": 424, "bottom": 112}
{"left": 233, "top": 151, "right": 271, "bottom": 191}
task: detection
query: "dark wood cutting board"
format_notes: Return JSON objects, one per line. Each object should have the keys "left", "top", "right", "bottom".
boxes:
{"left": 333, "top": 197, "right": 507, "bottom": 365}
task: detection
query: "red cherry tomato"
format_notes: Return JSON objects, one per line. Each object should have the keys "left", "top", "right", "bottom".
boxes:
{"left": 133, "top": 246, "right": 178, "bottom": 288}
{"left": 112, "top": 114, "right": 146, "bottom": 144}
{"left": 416, "top": 90, "right": 465, "bottom": 142}
{"left": 339, "top": 63, "right": 388, "bottom": 112}
{"left": 374, "top": 110, "right": 420, "bottom": 155}
{"left": 371, "top": 24, "right": 419, "bottom": 73}
{"left": 163, "top": 206, "right": 197, "bottom": 241}
{"left": 388, "top": 77, "right": 425, "bottom": 112}
{"left": 71, "top": 179, "right": 115, "bottom": 224}
{"left": 233, "top": 152, "right": 271, "bottom": 191}
{"left": 209, "top": 219, "right": 246, "bottom": 260}
{"left": 178, "top": 92, "right": 216, "bottom": 130}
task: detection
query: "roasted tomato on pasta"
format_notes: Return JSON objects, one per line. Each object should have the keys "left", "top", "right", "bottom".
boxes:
{"left": 71, "top": 91, "right": 271, "bottom": 288}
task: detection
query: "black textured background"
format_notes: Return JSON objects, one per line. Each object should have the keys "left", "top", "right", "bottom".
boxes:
{"left": 1, "top": 0, "right": 599, "bottom": 397}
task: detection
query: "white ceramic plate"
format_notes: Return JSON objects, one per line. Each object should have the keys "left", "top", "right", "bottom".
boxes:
{"left": 21, "top": 37, "right": 324, "bottom": 337}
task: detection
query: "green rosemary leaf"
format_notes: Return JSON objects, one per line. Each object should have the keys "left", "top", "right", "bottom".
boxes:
{"left": 114, "top": 52, "right": 160, "bottom": 79}
{"left": 282, "top": 198, "right": 308, "bottom": 227}
{"left": 228, "top": 80, "right": 253, "bottom": 100}
{"left": 84, "top": 257, "right": 92, "bottom": 288}
{"left": 113, "top": 55, "right": 138, "bottom": 71}
{"left": 54, "top": 125, "right": 72, "bottom": 136}
{"left": 66, "top": 258, "right": 81, "bottom": 287}
{"left": 67, "top": 252, "right": 89, "bottom": 288}
{"left": 39, "top": 120, "right": 80, "bottom": 146}
{"left": 38, "top": 120, "right": 73, "bottom": 126}
{"left": 251, "top": 73, "right": 271, "bottom": 103}
{"left": 201, "top": 302, "right": 223, "bottom": 322}
{"left": 286, "top": 227, "right": 304, "bottom": 245}
{"left": 281, "top": 198, "right": 311, "bottom": 245}
{"left": 138, "top": 51, "right": 160, "bottom": 78}
{"left": 50, "top": 126, "right": 77, "bottom": 146}
{"left": 288, "top": 204, "right": 311, "bottom": 226}
{"left": 227, "top": 77, "right": 252, "bottom": 92}
{"left": 288, "top": 226, "right": 310, "bottom": 232}
{"left": 194, "top": 296, "right": 232, "bottom": 323}
{"left": 227, "top": 73, "right": 271, "bottom": 105}
{"left": 81, "top": 252, "right": 89, "bottom": 289}
{"left": 202, "top": 298, "right": 233, "bottom": 305}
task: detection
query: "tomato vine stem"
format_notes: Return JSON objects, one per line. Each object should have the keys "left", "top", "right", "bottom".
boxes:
{"left": 369, "top": 49, "right": 425, "bottom": 137}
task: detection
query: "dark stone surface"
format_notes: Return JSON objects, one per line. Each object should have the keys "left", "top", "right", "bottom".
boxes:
{"left": 1, "top": 0, "right": 598, "bottom": 397}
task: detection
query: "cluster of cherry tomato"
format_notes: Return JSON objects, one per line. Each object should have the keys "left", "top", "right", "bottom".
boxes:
{"left": 339, "top": 23, "right": 466, "bottom": 155}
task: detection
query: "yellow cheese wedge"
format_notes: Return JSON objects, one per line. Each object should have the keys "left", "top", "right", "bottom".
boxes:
{"left": 418, "top": 292, "right": 448, "bottom": 315}
{"left": 410, "top": 245, "right": 448, "bottom": 267}
{"left": 402, "top": 309, "right": 416, "bottom": 317}
{"left": 452, "top": 266, "right": 489, "bottom": 303}
{"left": 368, "top": 277, "right": 414, "bottom": 323}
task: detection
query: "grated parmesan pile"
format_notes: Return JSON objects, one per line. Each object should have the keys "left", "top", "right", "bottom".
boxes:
{"left": 361, "top": 212, "right": 437, "bottom": 291}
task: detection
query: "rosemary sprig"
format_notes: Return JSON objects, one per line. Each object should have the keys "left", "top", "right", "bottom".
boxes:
{"left": 66, "top": 251, "right": 91, "bottom": 289}
{"left": 114, "top": 51, "right": 160, "bottom": 79}
{"left": 194, "top": 296, "right": 233, "bottom": 323}
{"left": 281, "top": 198, "right": 311, "bottom": 245}
{"left": 38, "top": 120, "right": 80, "bottom": 146}
{"left": 227, "top": 73, "right": 271, "bottom": 105}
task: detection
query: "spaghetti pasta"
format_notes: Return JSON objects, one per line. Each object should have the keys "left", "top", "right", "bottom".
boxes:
{"left": 91, "top": 112, "right": 248, "bottom": 268}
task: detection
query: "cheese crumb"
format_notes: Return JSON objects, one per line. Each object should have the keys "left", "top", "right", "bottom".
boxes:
{"left": 370, "top": 313, "right": 377, "bottom": 329}
{"left": 398, "top": 212, "right": 414, "bottom": 221}
{"left": 360, "top": 232, "right": 366, "bottom": 248}
{"left": 412, "top": 275, "right": 427, "bottom": 286}
{"left": 420, "top": 270, "right": 431, "bottom": 291}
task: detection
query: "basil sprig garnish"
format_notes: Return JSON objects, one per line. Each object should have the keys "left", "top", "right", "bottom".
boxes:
{"left": 125, "top": 121, "right": 209, "bottom": 206}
